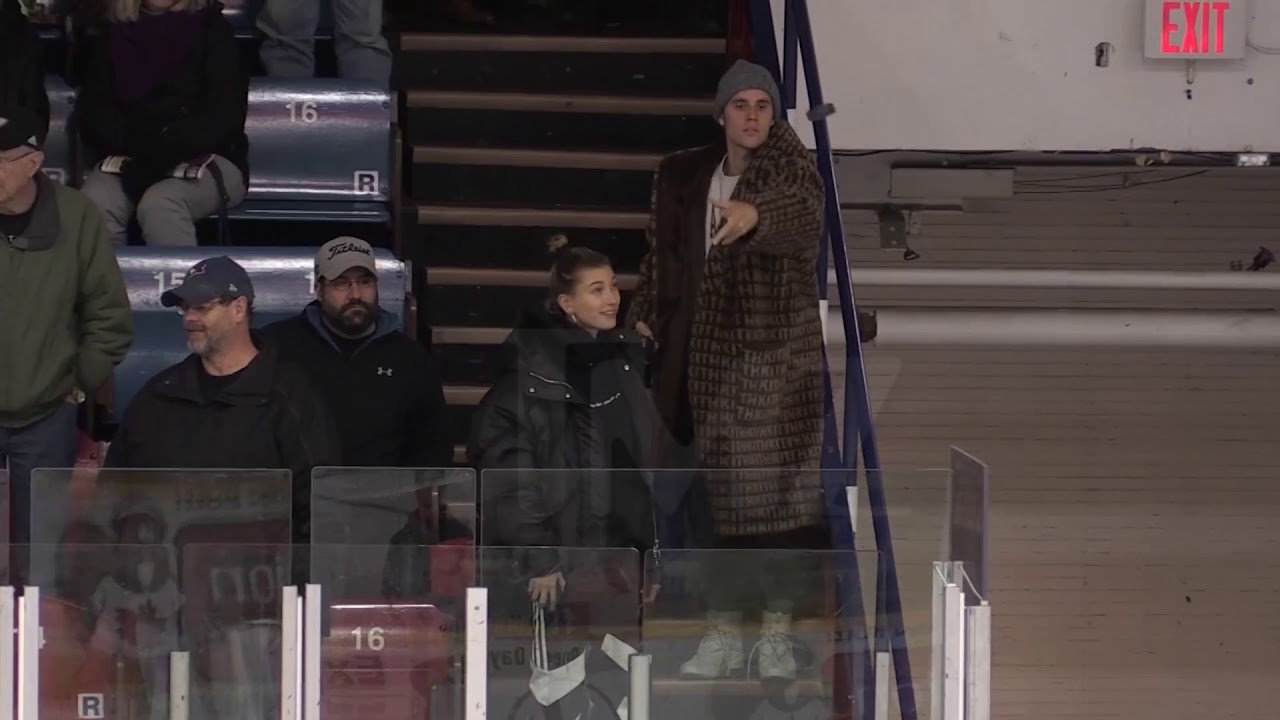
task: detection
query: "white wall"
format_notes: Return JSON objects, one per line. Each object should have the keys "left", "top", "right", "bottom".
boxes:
{"left": 780, "top": 0, "right": 1280, "bottom": 152}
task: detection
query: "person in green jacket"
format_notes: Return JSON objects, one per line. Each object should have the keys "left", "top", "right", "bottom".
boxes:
{"left": 0, "top": 104, "right": 133, "bottom": 548}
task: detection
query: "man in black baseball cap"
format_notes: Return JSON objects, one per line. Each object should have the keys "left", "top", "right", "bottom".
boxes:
{"left": 1, "top": 101, "right": 132, "bottom": 553}
{"left": 159, "top": 255, "right": 255, "bottom": 357}
{"left": 108, "top": 255, "right": 342, "bottom": 544}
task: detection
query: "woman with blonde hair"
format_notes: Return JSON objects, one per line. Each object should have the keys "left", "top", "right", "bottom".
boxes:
{"left": 78, "top": 0, "right": 248, "bottom": 246}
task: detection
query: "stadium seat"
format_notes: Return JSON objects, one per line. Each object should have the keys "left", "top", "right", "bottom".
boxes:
{"left": 234, "top": 78, "right": 393, "bottom": 224}
{"left": 43, "top": 75, "right": 74, "bottom": 186}
{"left": 324, "top": 602, "right": 455, "bottom": 720}
{"left": 111, "top": 246, "right": 408, "bottom": 417}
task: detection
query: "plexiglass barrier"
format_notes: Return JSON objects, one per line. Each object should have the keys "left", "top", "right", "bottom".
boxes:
{"left": 12, "top": 542, "right": 291, "bottom": 720}
{"left": 0, "top": 465, "right": 972, "bottom": 719}
{"left": 644, "top": 547, "right": 885, "bottom": 720}
{"left": 858, "top": 468, "right": 955, "bottom": 719}
{"left": 476, "top": 546, "right": 642, "bottom": 720}
{"left": 310, "top": 543, "right": 472, "bottom": 720}
{"left": 28, "top": 468, "right": 293, "bottom": 587}
{"left": 309, "top": 467, "right": 476, "bottom": 548}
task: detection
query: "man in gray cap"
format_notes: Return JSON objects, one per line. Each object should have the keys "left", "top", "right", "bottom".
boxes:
{"left": 263, "top": 236, "right": 451, "bottom": 467}
{"left": 626, "top": 59, "right": 828, "bottom": 681}
{"left": 106, "top": 255, "right": 341, "bottom": 543}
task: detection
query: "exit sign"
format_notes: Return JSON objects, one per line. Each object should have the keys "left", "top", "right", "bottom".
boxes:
{"left": 1144, "top": 0, "right": 1248, "bottom": 59}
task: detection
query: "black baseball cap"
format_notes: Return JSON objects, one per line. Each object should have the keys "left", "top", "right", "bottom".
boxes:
{"left": 160, "top": 256, "right": 255, "bottom": 308}
{"left": 0, "top": 105, "right": 44, "bottom": 152}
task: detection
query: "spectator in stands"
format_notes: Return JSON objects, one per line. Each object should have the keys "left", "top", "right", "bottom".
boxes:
{"left": 627, "top": 59, "right": 827, "bottom": 681}
{"left": 263, "top": 236, "right": 451, "bottom": 467}
{"left": 0, "top": 104, "right": 133, "bottom": 549}
{"left": 104, "top": 256, "right": 341, "bottom": 542}
{"left": 468, "top": 243, "right": 661, "bottom": 718}
{"left": 78, "top": 0, "right": 249, "bottom": 247}
{"left": 258, "top": 0, "right": 392, "bottom": 87}
{"left": 0, "top": 0, "right": 50, "bottom": 137}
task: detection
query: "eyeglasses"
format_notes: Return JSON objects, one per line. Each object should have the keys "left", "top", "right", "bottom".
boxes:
{"left": 178, "top": 298, "right": 231, "bottom": 315}
{"left": 323, "top": 275, "right": 377, "bottom": 292}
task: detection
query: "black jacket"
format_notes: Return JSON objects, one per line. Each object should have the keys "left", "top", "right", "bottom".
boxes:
{"left": 77, "top": 2, "right": 249, "bottom": 185}
{"left": 104, "top": 338, "right": 342, "bottom": 542}
{"left": 0, "top": 0, "right": 49, "bottom": 137}
{"left": 262, "top": 303, "right": 452, "bottom": 468}
{"left": 468, "top": 308, "right": 663, "bottom": 578}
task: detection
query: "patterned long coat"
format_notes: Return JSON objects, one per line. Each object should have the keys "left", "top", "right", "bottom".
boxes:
{"left": 628, "top": 121, "right": 826, "bottom": 538}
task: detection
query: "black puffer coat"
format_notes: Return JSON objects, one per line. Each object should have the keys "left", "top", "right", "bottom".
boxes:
{"left": 468, "top": 308, "right": 665, "bottom": 578}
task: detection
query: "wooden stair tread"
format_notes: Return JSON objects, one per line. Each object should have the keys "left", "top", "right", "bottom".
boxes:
{"left": 434, "top": 326, "right": 511, "bottom": 345}
{"left": 401, "top": 33, "right": 725, "bottom": 55}
{"left": 414, "top": 145, "right": 663, "bottom": 171}
{"left": 406, "top": 90, "right": 711, "bottom": 116}
{"left": 429, "top": 267, "right": 640, "bottom": 289}
{"left": 418, "top": 204, "right": 647, "bottom": 229}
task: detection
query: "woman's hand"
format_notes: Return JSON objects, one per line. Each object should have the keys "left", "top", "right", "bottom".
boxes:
{"left": 528, "top": 571, "right": 566, "bottom": 610}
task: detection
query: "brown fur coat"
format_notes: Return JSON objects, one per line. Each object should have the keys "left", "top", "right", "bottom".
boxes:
{"left": 628, "top": 121, "right": 826, "bottom": 537}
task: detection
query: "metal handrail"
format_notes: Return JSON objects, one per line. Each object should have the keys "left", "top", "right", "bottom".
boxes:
{"left": 744, "top": 2, "right": 917, "bottom": 719}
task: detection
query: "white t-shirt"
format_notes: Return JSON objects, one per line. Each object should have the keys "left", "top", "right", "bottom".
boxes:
{"left": 706, "top": 158, "right": 742, "bottom": 258}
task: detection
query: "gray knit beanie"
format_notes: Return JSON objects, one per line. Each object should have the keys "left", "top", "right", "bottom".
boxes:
{"left": 713, "top": 59, "right": 782, "bottom": 120}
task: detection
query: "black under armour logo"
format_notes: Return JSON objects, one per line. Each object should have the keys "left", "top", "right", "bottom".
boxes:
{"left": 377, "top": 367, "right": 393, "bottom": 376}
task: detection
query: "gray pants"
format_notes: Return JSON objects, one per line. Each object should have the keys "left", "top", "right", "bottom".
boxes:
{"left": 257, "top": 0, "right": 392, "bottom": 87}
{"left": 0, "top": 401, "right": 78, "bottom": 548}
{"left": 80, "top": 155, "right": 247, "bottom": 247}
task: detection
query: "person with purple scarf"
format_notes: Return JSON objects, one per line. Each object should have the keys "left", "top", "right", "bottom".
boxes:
{"left": 78, "top": 0, "right": 248, "bottom": 247}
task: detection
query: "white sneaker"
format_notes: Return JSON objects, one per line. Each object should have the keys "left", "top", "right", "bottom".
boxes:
{"left": 679, "top": 612, "right": 745, "bottom": 678}
{"left": 751, "top": 611, "right": 797, "bottom": 680}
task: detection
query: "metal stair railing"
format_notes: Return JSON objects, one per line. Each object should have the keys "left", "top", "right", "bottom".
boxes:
{"left": 743, "top": 2, "right": 918, "bottom": 719}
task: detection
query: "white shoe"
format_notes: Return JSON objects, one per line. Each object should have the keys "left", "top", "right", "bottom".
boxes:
{"left": 751, "top": 611, "right": 797, "bottom": 680}
{"left": 679, "top": 612, "right": 745, "bottom": 678}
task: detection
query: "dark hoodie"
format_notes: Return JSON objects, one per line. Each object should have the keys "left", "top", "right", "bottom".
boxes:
{"left": 0, "top": 0, "right": 50, "bottom": 138}
{"left": 468, "top": 308, "right": 661, "bottom": 577}
{"left": 261, "top": 302, "right": 452, "bottom": 468}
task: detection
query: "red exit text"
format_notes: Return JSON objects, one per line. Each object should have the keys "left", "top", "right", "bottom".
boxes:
{"left": 1161, "top": 2, "right": 1232, "bottom": 55}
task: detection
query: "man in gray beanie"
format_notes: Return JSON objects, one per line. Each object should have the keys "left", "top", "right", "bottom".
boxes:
{"left": 627, "top": 60, "right": 828, "bottom": 681}
{"left": 713, "top": 58, "right": 783, "bottom": 122}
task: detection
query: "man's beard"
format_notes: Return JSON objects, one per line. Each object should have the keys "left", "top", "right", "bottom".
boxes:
{"left": 325, "top": 300, "right": 376, "bottom": 337}
{"left": 186, "top": 327, "right": 221, "bottom": 357}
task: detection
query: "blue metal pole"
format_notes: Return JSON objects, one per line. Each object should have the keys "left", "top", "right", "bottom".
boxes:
{"left": 781, "top": 0, "right": 799, "bottom": 112}
{"left": 750, "top": 2, "right": 876, "bottom": 718}
{"left": 787, "top": 1, "right": 918, "bottom": 719}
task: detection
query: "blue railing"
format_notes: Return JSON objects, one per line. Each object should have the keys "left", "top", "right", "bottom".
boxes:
{"left": 744, "top": 2, "right": 917, "bottom": 720}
